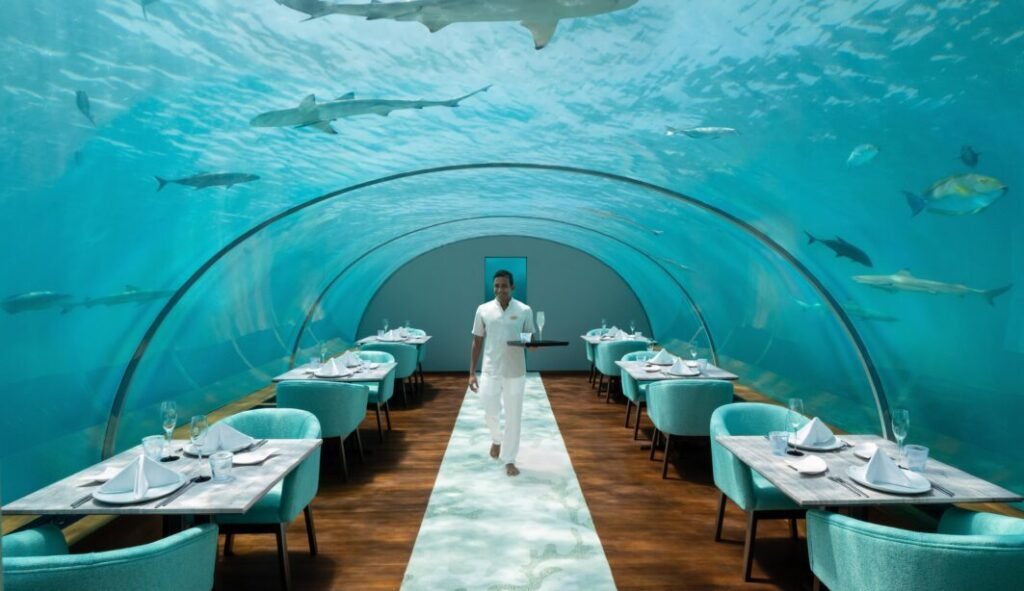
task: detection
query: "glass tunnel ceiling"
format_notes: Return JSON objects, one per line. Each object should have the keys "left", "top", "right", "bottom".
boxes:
{"left": 1, "top": 1, "right": 1022, "bottom": 503}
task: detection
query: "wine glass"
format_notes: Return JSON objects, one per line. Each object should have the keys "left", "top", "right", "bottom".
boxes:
{"left": 190, "top": 415, "right": 209, "bottom": 458}
{"left": 600, "top": 317, "right": 607, "bottom": 330}
{"left": 382, "top": 318, "right": 390, "bottom": 332}
{"left": 891, "top": 408, "right": 910, "bottom": 462}
{"left": 689, "top": 345, "right": 699, "bottom": 361}
{"left": 160, "top": 401, "right": 177, "bottom": 444}
{"left": 787, "top": 398, "right": 805, "bottom": 440}
{"left": 629, "top": 320, "right": 636, "bottom": 335}
{"left": 319, "top": 342, "right": 327, "bottom": 364}
{"left": 536, "top": 311, "right": 546, "bottom": 342}
{"left": 404, "top": 319, "right": 410, "bottom": 329}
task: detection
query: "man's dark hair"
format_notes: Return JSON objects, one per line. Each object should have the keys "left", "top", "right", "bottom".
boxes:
{"left": 493, "top": 269, "right": 514, "bottom": 287}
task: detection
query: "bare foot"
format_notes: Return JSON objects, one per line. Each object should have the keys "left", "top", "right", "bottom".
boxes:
{"left": 489, "top": 443, "right": 500, "bottom": 459}
{"left": 505, "top": 463, "right": 520, "bottom": 477}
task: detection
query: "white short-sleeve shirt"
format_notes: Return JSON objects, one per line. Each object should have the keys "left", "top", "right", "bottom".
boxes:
{"left": 472, "top": 298, "right": 533, "bottom": 378}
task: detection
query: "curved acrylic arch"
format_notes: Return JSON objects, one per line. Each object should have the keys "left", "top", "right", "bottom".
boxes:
{"left": 104, "top": 162, "right": 889, "bottom": 457}
{"left": 289, "top": 215, "right": 717, "bottom": 366}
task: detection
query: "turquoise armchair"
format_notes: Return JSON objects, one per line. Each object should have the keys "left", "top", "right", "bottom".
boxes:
{"left": 620, "top": 350, "right": 656, "bottom": 438}
{"left": 710, "top": 402, "right": 806, "bottom": 581}
{"left": 646, "top": 379, "right": 733, "bottom": 479}
{"left": 594, "top": 340, "right": 647, "bottom": 401}
{"left": 807, "top": 508, "right": 1024, "bottom": 591}
{"left": 277, "top": 380, "right": 369, "bottom": 480}
{"left": 405, "top": 327, "right": 428, "bottom": 386}
{"left": 215, "top": 408, "right": 321, "bottom": 591}
{"left": 362, "top": 342, "right": 418, "bottom": 407}
{"left": 354, "top": 349, "right": 397, "bottom": 440}
{"left": 584, "top": 327, "right": 607, "bottom": 386}
{"left": 2, "top": 523, "right": 217, "bottom": 591}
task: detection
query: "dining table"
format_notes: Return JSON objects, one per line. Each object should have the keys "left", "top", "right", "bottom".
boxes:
{"left": 272, "top": 360, "right": 397, "bottom": 384}
{"left": 715, "top": 434, "right": 1023, "bottom": 507}
{"left": 616, "top": 359, "right": 739, "bottom": 382}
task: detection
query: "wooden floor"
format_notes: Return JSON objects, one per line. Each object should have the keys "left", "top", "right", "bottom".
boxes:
{"left": 80, "top": 373, "right": 809, "bottom": 590}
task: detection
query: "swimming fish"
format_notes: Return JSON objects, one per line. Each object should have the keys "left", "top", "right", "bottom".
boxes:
{"left": 75, "top": 90, "right": 95, "bottom": 125}
{"left": 250, "top": 86, "right": 491, "bottom": 134}
{"left": 155, "top": 172, "right": 260, "bottom": 191}
{"left": 903, "top": 173, "right": 1008, "bottom": 216}
{"left": 852, "top": 269, "right": 1011, "bottom": 306}
{"left": 842, "top": 302, "right": 899, "bottom": 322}
{"left": 805, "top": 232, "right": 873, "bottom": 267}
{"left": 846, "top": 144, "right": 879, "bottom": 167}
{"left": 80, "top": 285, "right": 174, "bottom": 308}
{"left": 280, "top": 0, "right": 639, "bottom": 49}
{"left": 665, "top": 126, "right": 738, "bottom": 139}
{"left": 1, "top": 291, "right": 74, "bottom": 314}
{"left": 959, "top": 145, "right": 980, "bottom": 168}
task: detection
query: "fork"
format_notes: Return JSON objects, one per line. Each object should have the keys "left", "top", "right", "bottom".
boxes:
{"left": 828, "top": 475, "right": 868, "bottom": 498}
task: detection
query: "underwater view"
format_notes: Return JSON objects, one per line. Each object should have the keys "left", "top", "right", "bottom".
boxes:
{"left": 1, "top": 0, "right": 1022, "bottom": 512}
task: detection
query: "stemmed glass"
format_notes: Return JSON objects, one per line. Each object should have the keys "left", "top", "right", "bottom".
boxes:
{"left": 382, "top": 318, "right": 390, "bottom": 332}
{"left": 629, "top": 320, "right": 636, "bottom": 335}
{"left": 891, "top": 408, "right": 910, "bottom": 462}
{"left": 190, "top": 415, "right": 209, "bottom": 459}
{"left": 160, "top": 401, "right": 177, "bottom": 443}
{"left": 689, "top": 345, "right": 699, "bottom": 362}
{"left": 536, "top": 311, "right": 546, "bottom": 342}
{"left": 601, "top": 317, "right": 607, "bottom": 330}
{"left": 404, "top": 320, "right": 410, "bottom": 329}
{"left": 787, "top": 398, "right": 805, "bottom": 443}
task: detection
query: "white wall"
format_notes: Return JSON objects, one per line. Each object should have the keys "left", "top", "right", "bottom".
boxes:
{"left": 358, "top": 236, "right": 650, "bottom": 371}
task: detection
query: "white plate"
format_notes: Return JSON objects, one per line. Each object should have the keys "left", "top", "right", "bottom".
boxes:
{"left": 786, "top": 455, "right": 828, "bottom": 475}
{"left": 183, "top": 440, "right": 255, "bottom": 456}
{"left": 644, "top": 366, "right": 661, "bottom": 373}
{"left": 788, "top": 436, "right": 845, "bottom": 451}
{"left": 646, "top": 361, "right": 673, "bottom": 366}
{"left": 93, "top": 472, "right": 187, "bottom": 505}
{"left": 665, "top": 368, "right": 700, "bottom": 377}
{"left": 314, "top": 369, "right": 353, "bottom": 379}
{"left": 848, "top": 465, "right": 931, "bottom": 495}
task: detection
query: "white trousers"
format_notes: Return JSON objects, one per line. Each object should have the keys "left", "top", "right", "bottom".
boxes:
{"left": 478, "top": 374, "right": 526, "bottom": 465}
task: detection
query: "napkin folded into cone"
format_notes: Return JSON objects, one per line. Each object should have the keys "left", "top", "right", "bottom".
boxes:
{"left": 791, "top": 417, "right": 837, "bottom": 447}
{"left": 98, "top": 456, "right": 180, "bottom": 500}
{"left": 863, "top": 446, "right": 913, "bottom": 487}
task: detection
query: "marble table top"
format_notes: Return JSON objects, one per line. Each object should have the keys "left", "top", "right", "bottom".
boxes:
{"left": 580, "top": 334, "right": 650, "bottom": 345}
{"left": 273, "top": 361, "right": 397, "bottom": 383}
{"left": 358, "top": 334, "right": 432, "bottom": 346}
{"left": 716, "top": 434, "right": 1022, "bottom": 507}
{"left": 615, "top": 359, "right": 739, "bottom": 381}
{"left": 3, "top": 438, "right": 321, "bottom": 516}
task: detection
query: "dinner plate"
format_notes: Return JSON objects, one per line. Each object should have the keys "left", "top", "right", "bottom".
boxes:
{"left": 644, "top": 366, "right": 661, "bottom": 373}
{"left": 314, "top": 369, "right": 353, "bottom": 379}
{"left": 646, "top": 360, "right": 673, "bottom": 366}
{"left": 786, "top": 455, "right": 828, "bottom": 475}
{"left": 788, "top": 436, "right": 845, "bottom": 451}
{"left": 183, "top": 439, "right": 255, "bottom": 456}
{"left": 666, "top": 368, "right": 700, "bottom": 377}
{"left": 847, "top": 465, "right": 931, "bottom": 494}
{"left": 93, "top": 472, "right": 187, "bottom": 505}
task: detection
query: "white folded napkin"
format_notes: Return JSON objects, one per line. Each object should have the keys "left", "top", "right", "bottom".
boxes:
{"left": 650, "top": 349, "right": 674, "bottom": 364}
{"left": 233, "top": 447, "right": 277, "bottom": 466}
{"left": 98, "top": 456, "right": 180, "bottom": 499}
{"left": 669, "top": 358, "right": 690, "bottom": 375}
{"left": 792, "top": 417, "right": 836, "bottom": 447}
{"left": 863, "top": 447, "right": 913, "bottom": 487}
{"left": 318, "top": 358, "right": 341, "bottom": 376}
{"left": 339, "top": 351, "right": 361, "bottom": 367}
{"left": 200, "top": 422, "right": 255, "bottom": 455}
{"left": 786, "top": 455, "right": 827, "bottom": 475}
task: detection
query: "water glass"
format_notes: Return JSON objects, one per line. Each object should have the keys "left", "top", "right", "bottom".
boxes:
{"left": 697, "top": 358, "right": 709, "bottom": 373}
{"left": 520, "top": 332, "right": 533, "bottom": 343}
{"left": 159, "top": 400, "right": 177, "bottom": 443}
{"left": 210, "top": 451, "right": 233, "bottom": 482}
{"left": 891, "top": 408, "right": 910, "bottom": 461}
{"left": 404, "top": 320, "right": 410, "bottom": 328}
{"left": 190, "top": 415, "right": 209, "bottom": 457}
{"left": 142, "top": 435, "right": 165, "bottom": 460}
{"left": 769, "top": 431, "right": 789, "bottom": 456}
{"left": 377, "top": 329, "right": 385, "bottom": 338}
{"left": 309, "top": 356, "right": 321, "bottom": 371}
{"left": 904, "top": 444, "right": 929, "bottom": 472}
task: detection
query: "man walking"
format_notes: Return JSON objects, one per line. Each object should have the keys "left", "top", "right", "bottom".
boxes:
{"left": 469, "top": 269, "right": 534, "bottom": 477}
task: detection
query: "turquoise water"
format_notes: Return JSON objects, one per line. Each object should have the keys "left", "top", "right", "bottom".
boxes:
{"left": 1, "top": 1, "right": 1021, "bottom": 505}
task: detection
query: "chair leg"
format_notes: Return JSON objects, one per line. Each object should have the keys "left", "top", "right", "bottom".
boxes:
{"left": 275, "top": 523, "right": 292, "bottom": 591}
{"left": 597, "top": 374, "right": 605, "bottom": 396}
{"left": 790, "top": 518, "right": 798, "bottom": 539}
{"left": 589, "top": 362, "right": 596, "bottom": 386}
{"left": 384, "top": 401, "right": 392, "bottom": 431}
{"left": 224, "top": 532, "right": 235, "bottom": 556}
{"left": 355, "top": 428, "right": 365, "bottom": 464}
{"left": 743, "top": 511, "right": 758, "bottom": 582}
{"left": 661, "top": 434, "right": 672, "bottom": 479}
{"left": 813, "top": 576, "right": 822, "bottom": 591}
{"left": 606, "top": 376, "right": 614, "bottom": 403}
{"left": 400, "top": 379, "right": 409, "bottom": 407}
{"left": 374, "top": 403, "right": 384, "bottom": 442}
{"left": 624, "top": 400, "right": 632, "bottom": 428}
{"left": 649, "top": 429, "right": 659, "bottom": 461}
{"left": 304, "top": 505, "right": 318, "bottom": 556}
{"left": 339, "top": 437, "right": 349, "bottom": 481}
{"left": 633, "top": 403, "right": 644, "bottom": 440}
{"left": 714, "top": 492, "right": 727, "bottom": 542}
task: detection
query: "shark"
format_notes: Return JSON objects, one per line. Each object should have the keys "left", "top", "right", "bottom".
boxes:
{"left": 1, "top": 291, "right": 74, "bottom": 314}
{"left": 250, "top": 86, "right": 491, "bottom": 134}
{"left": 277, "top": 0, "right": 639, "bottom": 49}
{"left": 852, "top": 269, "right": 1011, "bottom": 306}
{"left": 79, "top": 285, "right": 175, "bottom": 308}
{"left": 842, "top": 302, "right": 899, "bottom": 322}
{"left": 805, "top": 231, "right": 872, "bottom": 267}
{"left": 155, "top": 172, "right": 260, "bottom": 191}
